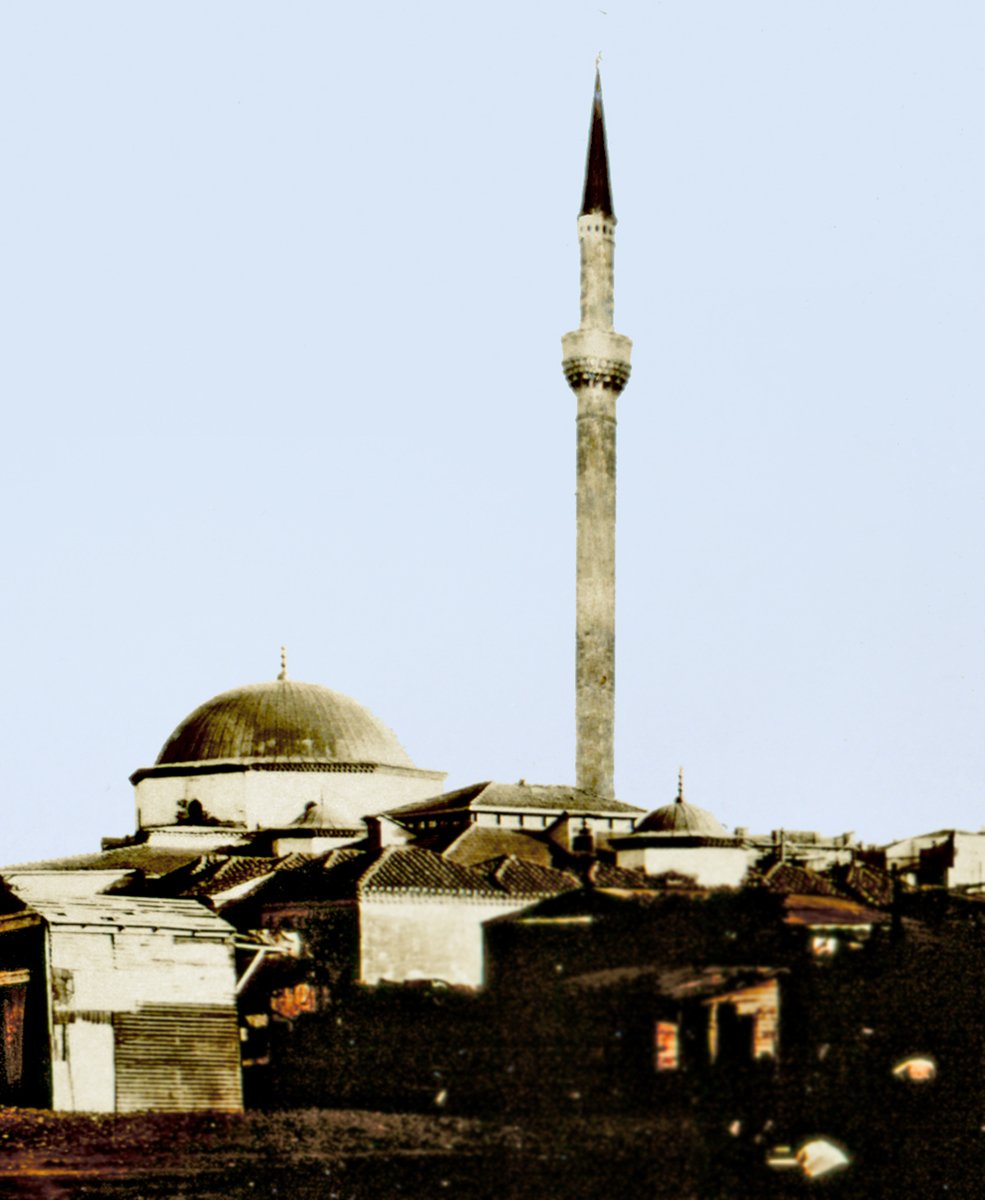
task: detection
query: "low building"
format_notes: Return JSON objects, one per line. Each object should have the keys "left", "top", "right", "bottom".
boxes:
{"left": 0, "top": 894, "right": 242, "bottom": 1113}
{"left": 149, "top": 845, "right": 582, "bottom": 990}
{"left": 883, "top": 830, "right": 985, "bottom": 889}
{"left": 385, "top": 780, "right": 643, "bottom": 849}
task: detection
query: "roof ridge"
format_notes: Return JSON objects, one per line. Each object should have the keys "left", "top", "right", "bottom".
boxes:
{"left": 355, "top": 846, "right": 392, "bottom": 892}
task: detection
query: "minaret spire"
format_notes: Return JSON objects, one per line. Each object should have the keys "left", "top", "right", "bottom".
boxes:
{"left": 581, "top": 69, "right": 614, "bottom": 219}
{"left": 562, "top": 69, "right": 632, "bottom": 798}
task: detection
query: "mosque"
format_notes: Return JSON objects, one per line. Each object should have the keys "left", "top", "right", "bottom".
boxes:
{"left": 0, "top": 72, "right": 867, "bottom": 1115}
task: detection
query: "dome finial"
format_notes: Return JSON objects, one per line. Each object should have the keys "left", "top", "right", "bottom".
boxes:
{"left": 677, "top": 767, "right": 684, "bottom": 804}
{"left": 277, "top": 646, "right": 288, "bottom": 681}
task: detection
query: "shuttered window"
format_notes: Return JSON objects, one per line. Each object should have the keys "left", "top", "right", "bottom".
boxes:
{"left": 113, "top": 1004, "right": 242, "bottom": 1113}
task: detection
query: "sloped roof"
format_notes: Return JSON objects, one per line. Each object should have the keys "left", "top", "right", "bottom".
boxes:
{"left": 219, "top": 848, "right": 367, "bottom": 906}
{"left": 762, "top": 862, "right": 846, "bottom": 897}
{"left": 840, "top": 862, "right": 897, "bottom": 908}
{"left": 484, "top": 884, "right": 668, "bottom": 927}
{"left": 587, "top": 861, "right": 652, "bottom": 889}
{"left": 782, "top": 894, "right": 889, "bottom": 928}
{"left": 360, "top": 848, "right": 503, "bottom": 897}
{"left": 172, "top": 857, "right": 285, "bottom": 899}
{"left": 0, "top": 895, "right": 236, "bottom": 936}
{"left": 1, "top": 844, "right": 233, "bottom": 877}
{"left": 482, "top": 856, "right": 581, "bottom": 898}
{"left": 386, "top": 781, "right": 644, "bottom": 820}
{"left": 441, "top": 825, "right": 555, "bottom": 868}
{"left": 563, "top": 963, "right": 783, "bottom": 999}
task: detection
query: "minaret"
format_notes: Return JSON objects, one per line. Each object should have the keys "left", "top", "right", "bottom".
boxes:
{"left": 562, "top": 70, "right": 632, "bottom": 797}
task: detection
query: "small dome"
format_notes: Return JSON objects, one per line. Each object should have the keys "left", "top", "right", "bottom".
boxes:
{"left": 156, "top": 680, "right": 414, "bottom": 769}
{"left": 635, "top": 796, "right": 729, "bottom": 838}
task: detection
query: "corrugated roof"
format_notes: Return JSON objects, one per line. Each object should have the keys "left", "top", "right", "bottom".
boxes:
{"left": 4, "top": 896, "right": 236, "bottom": 935}
{"left": 387, "top": 781, "right": 644, "bottom": 819}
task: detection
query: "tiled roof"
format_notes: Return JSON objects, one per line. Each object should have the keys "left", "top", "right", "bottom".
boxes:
{"left": 839, "top": 862, "right": 896, "bottom": 908}
{"left": 177, "top": 857, "right": 283, "bottom": 899}
{"left": 762, "top": 862, "right": 845, "bottom": 897}
{"left": 484, "top": 856, "right": 581, "bottom": 897}
{"left": 586, "top": 861, "right": 649, "bottom": 889}
{"left": 386, "top": 781, "right": 644, "bottom": 820}
{"left": 360, "top": 848, "right": 502, "bottom": 898}
{"left": 246, "top": 849, "right": 367, "bottom": 904}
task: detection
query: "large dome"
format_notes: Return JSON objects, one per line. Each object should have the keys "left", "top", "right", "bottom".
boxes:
{"left": 156, "top": 680, "right": 415, "bottom": 769}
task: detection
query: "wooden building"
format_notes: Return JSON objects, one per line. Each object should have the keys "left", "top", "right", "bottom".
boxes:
{"left": 0, "top": 894, "right": 242, "bottom": 1113}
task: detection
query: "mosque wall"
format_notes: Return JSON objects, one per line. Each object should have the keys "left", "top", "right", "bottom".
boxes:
{"left": 135, "top": 765, "right": 446, "bottom": 831}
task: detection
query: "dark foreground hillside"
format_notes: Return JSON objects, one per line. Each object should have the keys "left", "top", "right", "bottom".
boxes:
{"left": 0, "top": 1107, "right": 699, "bottom": 1200}
{"left": 0, "top": 1106, "right": 980, "bottom": 1200}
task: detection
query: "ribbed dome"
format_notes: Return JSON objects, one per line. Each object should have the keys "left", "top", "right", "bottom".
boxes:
{"left": 635, "top": 797, "right": 729, "bottom": 838}
{"left": 156, "top": 680, "right": 415, "bottom": 769}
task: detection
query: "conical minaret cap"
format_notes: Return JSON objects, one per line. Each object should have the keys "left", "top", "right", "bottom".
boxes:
{"left": 580, "top": 69, "right": 614, "bottom": 218}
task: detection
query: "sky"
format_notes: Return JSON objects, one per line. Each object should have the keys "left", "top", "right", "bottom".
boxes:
{"left": 2, "top": 2, "right": 984, "bottom": 862}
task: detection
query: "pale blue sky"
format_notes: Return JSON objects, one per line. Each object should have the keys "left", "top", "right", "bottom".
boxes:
{"left": 2, "top": 2, "right": 984, "bottom": 860}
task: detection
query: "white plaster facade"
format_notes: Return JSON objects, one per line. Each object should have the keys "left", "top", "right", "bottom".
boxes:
{"left": 614, "top": 842, "right": 751, "bottom": 888}
{"left": 134, "top": 761, "right": 445, "bottom": 832}
{"left": 358, "top": 894, "right": 548, "bottom": 988}
{"left": 884, "top": 830, "right": 985, "bottom": 888}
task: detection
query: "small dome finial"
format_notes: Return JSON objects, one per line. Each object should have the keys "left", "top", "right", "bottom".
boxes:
{"left": 277, "top": 646, "right": 288, "bottom": 681}
{"left": 677, "top": 767, "right": 684, "bottom": 804}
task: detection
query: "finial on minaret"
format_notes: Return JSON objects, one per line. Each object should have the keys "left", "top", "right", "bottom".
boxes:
{"left": 581, "top": 65, "right": 614, "bottom": 218}
{"left": 677, "top": 767, "right": 685, "bottom": 804}
{"left": 277, "top": 646, "right": 288, "bottom": 681}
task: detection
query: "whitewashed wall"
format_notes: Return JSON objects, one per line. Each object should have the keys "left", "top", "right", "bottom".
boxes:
{"left": 359, "top": 894, "right": 534, "bottom": 987}
{"left": 615, "top": 844, "right": 751, "bottom": 887}
{"left": 135, "top": 764, "right": 445, "bottom": 831}
{"left": 46, "top": 909, "right": 238, "bottom": 1113}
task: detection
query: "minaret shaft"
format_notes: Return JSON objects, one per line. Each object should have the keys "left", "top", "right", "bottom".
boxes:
{"left": 575, "top": 387, "right": 617, "bottom": 795}
{"left": 562, "top": 74, "right": 631, "bottom": 798}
